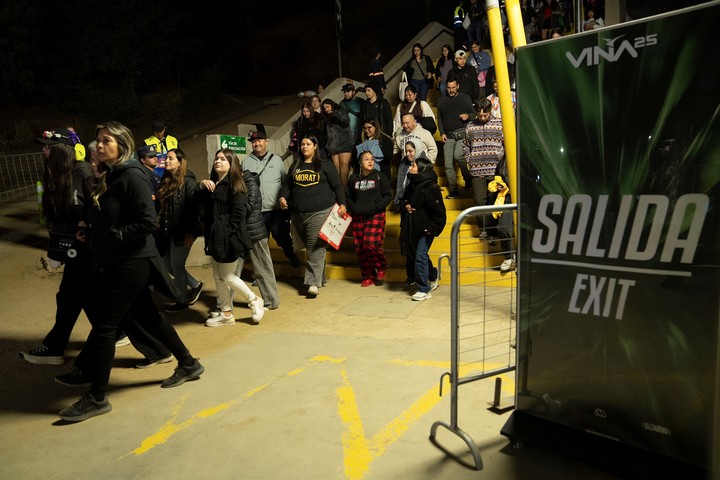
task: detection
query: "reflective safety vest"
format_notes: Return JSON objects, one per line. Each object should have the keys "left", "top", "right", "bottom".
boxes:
{"left": 453, "top": 5, "right": 465, "bottom": 27}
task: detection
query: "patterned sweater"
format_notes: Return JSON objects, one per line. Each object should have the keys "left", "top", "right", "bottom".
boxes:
{"left": 463, "top": 116, "right": 505, "bottom": 177}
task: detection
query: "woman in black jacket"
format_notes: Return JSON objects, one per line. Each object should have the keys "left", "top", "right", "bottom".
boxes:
{"left": 403, "top": 43, "right": 436, "bottom": 101}
{"left": 156, "top": 148, "right": 203, "bottom": 312}
{"left": 57, "top": 121, "right": 204, "bottom": 422}
{"left": 400, "top": 155, "right": 447, "bottom": 301}
{"left": 347, "top": 151, "right": 392, "bottom": 287}
{"left": 199, "top": 148, "right": 264, "bottom": 326}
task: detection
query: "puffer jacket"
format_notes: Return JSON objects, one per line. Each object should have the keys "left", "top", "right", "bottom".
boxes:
{"left": 243, "top": 170, "right": 268, "bottom": 242}
{"left": 156, "top": 171, "right": 202, "bottom": 250}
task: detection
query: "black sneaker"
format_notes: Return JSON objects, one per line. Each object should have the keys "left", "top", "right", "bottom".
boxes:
{"left": 404, "top": 277, "right": 416, "bottom": 287}
{"left": 55, "top": 368, "right": 92, "bottom": 387}
{"left": 58, "top": 392, "right": 111, "bottom": 422}
{"left": 188, "top": 282, "right": 204, "bottom": 305}
{"left": 161, "top": 359, "right": 204, "bottom": 388}
{"left": 445, "top": 190, "right": 460, "bottom": 199}
{"left": 164, "top": 302, "right": 188, "bottom": 313}
{"left": 19, "top": 345, "right": 64, "bottom": 365}
{"left": 135, "top": 354, "right": 173, "bottom": 369}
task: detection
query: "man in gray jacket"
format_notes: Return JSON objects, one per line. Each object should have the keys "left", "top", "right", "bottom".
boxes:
{"left": 242, "top": 131, "right": 300, "bottom": 268}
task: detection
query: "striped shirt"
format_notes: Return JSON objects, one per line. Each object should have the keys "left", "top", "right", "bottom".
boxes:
{"left": 463, "top": 116, "right": 505, "bottom": 177}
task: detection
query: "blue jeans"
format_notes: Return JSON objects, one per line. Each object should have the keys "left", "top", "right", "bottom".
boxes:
{"left": 410, "top": 78, "right": 430, "bottom": 102}
{"left": 414, "top": 234, "right": 438, "bottom": 294}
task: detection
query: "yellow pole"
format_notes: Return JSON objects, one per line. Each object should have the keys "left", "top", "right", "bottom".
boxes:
{"left": 505, "top": 0, "right": 528, "bottom": 49}
{"left": 485, "top": 0, "right": 517, "bottom": 200}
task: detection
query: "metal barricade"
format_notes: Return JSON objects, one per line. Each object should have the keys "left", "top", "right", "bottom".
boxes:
{"left": 0, "top": 153, "right": 44, "bottom": 202}
{"left": 429, "top": 203, "right": 518, "bottom": 470}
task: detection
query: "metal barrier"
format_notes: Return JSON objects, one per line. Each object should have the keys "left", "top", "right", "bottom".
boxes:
{"left": 0, "top": 152, "right": 44, "bottom": 202}
{"left": 429, "top": 203, "right": 518, "bottom": 471}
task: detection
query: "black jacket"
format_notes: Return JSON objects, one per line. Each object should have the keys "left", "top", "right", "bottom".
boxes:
{"left": 361, "top": 98, "right": 393, "bottom": 140}
{"left": 400, "top": 167, "right": 446, "bottom": 252}
{"left": 156, "top": 170, "right": 201, "bottom": 251}
{"left": 323, "top": 107, "right": 354, "bottom": 155}
{"left": 200, "top": 176, "right": 253, "bottom": 263}
{"left": 243, "top": 170, "right": 268, "bottom": 242}
{"left": 449, "top": 63, "right": 481, "bottom": 101}
{"left": 346, "top": 169, "right": 392, "bottom": 216}
{"left": 89, "top": 159, "right": 159, "bottom": 267}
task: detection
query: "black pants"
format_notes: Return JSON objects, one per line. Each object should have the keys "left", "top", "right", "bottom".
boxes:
{"left": 82, "top": 258, "right": 191, "bottom": 396}
{"left": 43, "top": 244, "right": 97, "bottom": 353}
{"left": 263, "top": 209, "right": 296, "bottom": 261}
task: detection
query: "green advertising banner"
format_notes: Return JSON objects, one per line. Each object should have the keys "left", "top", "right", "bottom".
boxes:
{"left": 219, "top": 135, "right": 246, "bottom": 154}
{"left": 514, "top": 1, "right": 719, "bottom": 472}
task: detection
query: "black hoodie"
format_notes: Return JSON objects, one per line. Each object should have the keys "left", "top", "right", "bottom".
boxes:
{"left": 400, "top": 167, "right": 447, "bottom": 250}
{"left": 90, "top": 159, "right": 159, "bottom": 267}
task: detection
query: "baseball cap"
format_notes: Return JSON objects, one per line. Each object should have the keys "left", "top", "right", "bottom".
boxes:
{"left": 137, "top": 144, "right": 160, "bottom": 157}
{"left": 36, "top": 128, "right": 80, "bottom": 146}
{"left": 341, "top": 83, "right": 354, "bottom": 92}
{"left": 248, "top": 131, "right": 267, "bottom": 141}
{"left": 455, "top": 50, "right": 467, "bottom": 59}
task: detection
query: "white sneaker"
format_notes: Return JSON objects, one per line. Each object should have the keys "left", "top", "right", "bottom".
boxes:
{"left": 249, "top": 296, "right": 265, "bottom": 322}
{"left": 500, "top": 258, "right": 517, "bottom": 272}
{"left": 115, "top": 336, "right": 130, "bottom": 348}
{"left": 307, "top": 285, "right": 319, "bottom": 297}
{"left": 411, "top": 291, "right": 432, "bottom": 301}
{"left": 205, "top": 311, "right": 235, "bottom": 327}
{"left": 429, "top": 279, "right": 439, "bottom": 291}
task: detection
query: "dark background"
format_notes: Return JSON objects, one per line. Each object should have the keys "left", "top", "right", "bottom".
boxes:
{"left": 0, "top": 0, "right": 446, "bottom": 151}
{"left": 0, "top": 0, "right": 705, "bottom": 152}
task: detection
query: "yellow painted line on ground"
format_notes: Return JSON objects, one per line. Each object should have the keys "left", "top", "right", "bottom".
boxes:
{"left": 126, "top": 355, "right": 346, "bottom": 457}
{"left": 337, "top": 365, "right": 452, "bottom": 479}
{"left": 337, "top": 368, "right": 373, "bottom": 480}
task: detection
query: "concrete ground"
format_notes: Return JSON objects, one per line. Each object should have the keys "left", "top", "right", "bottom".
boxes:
{"left": 0, "top": 98, "right": 620, "bottom": 479}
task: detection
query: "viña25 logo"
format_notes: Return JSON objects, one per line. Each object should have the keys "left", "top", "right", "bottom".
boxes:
{"left": 566, "top": 34, "right": 658, "bottom": 68}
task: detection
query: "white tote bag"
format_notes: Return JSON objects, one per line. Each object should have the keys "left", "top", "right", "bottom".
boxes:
{"left": 398, "top": 72, "right": 409, "bottom": 100}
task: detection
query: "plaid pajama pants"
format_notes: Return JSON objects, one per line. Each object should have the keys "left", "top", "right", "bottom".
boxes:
{"left": 351, "top": 212, "right": 388, "bottom": 279}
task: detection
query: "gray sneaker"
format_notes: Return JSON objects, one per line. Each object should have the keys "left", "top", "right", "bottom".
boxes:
{"left": 161, "top": 359, "right": 204, "bottom": 388}
{"left": 58, "top": 392, "right": 112, "bottom": 422}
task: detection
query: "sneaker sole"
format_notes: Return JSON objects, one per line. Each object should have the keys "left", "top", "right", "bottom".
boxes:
{"left": 19, "top": 352, "right": 65, "bottom": 366}
{"left": 412, "top": 293, "right": 432, "bottom": 301}
{"left": 135, "top": 355, "right": 174, "bottom": 369}
{"left": 54, "top": 377, "right": 92, "bottom": 388}
{"left": 59, "top": 403, "right": 112, "bottom": 422}
{"left": 161, "top": 365, "right": 205, "bottom": 389}
{"left": 205, "top": 320, "right": 235, "bottom": 328}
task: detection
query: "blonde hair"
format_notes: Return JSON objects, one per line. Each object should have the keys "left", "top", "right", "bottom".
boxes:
{"left": 92, "top": 120, "right": 135, "bottom": 208}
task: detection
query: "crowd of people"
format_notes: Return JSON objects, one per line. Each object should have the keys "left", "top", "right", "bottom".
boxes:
{"left": 21, "top": 13, "right": 528, "bottom": 421}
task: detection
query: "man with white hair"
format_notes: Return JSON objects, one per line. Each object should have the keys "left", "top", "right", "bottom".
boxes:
{"left": 393, "top": 113, "right": 437, "bottom": 163}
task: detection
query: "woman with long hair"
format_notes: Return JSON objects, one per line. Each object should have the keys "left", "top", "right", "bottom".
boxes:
{"left": 435, "top": 44, "right": 454, "bottom": 97}
{"left": 199, "top": 148, "right": 264, "bottom": 326}
{"left": 57, "top": 121, "right": 204, "bottom": 422}
{"left": 155, "top": 148, "right": 203, "bottom": 312}
{"left": 321, "top": 98, "right": 354, "bottom": 186}
{"left": 279, "top": 135, "right": 347, "bottom": 297}
{"left": 392, "top": 84, "right": 437, "bottom": 137}
{"left": 293, "top": 101, "right": 326, "bottom": 160}
{"left": 402, "top": 43, "right": 436, "bottom": 101}
{"left": 20, "top": 128, "right": 94, "bottom": 366}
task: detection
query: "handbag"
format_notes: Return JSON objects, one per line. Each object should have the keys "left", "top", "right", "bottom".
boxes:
{"left": 463, "top": 13, "right": 471, "bottom": 30}
{"left": 47, "top": 221, "right": 79, "bottom": 262}
{"left": 398, "top": 72, "right": 409, "bottom": 100}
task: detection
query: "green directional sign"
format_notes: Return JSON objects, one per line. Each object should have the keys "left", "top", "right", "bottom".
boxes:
{"left": 219, "top": 135, "right": 246, "bottom": 154}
